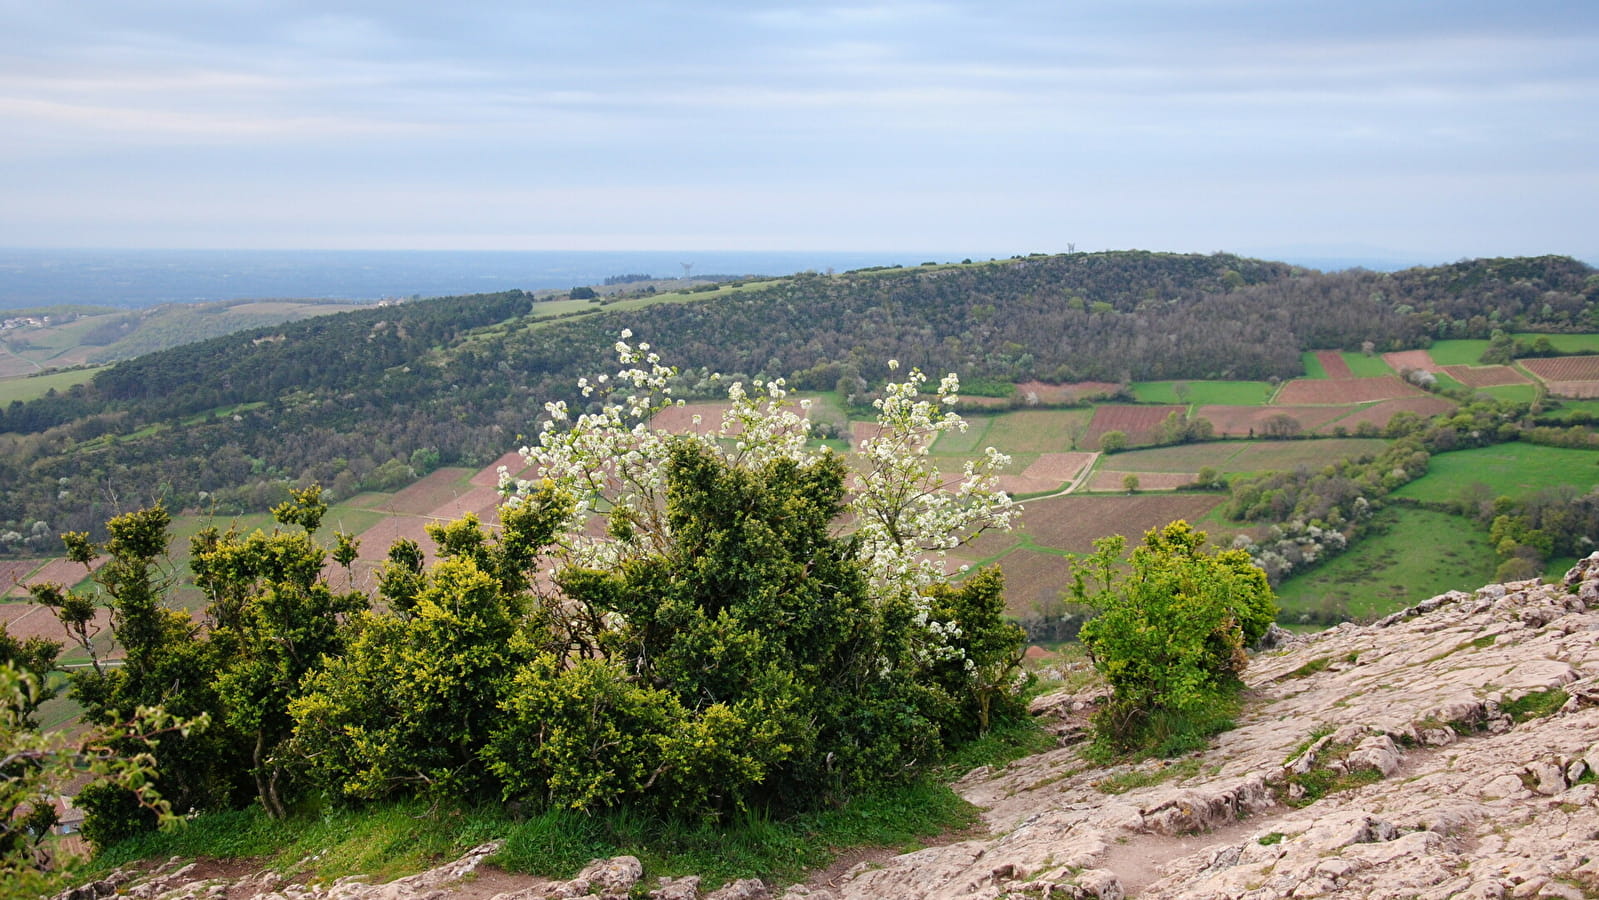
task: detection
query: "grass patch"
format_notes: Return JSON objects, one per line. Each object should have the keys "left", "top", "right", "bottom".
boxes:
{"left": 1539, "top": 398, "right": 1599, "bottom": 420}
{"left": 1278, "top": 735, "right": 1386, "bottom": 808}
{"left": 1274, "top": 507, "right": 1497, "bottom": 624}
{"left": 1103, "top": 438, "right": 1386, "bottom": 476}
{"left": 0, "top": 366, "right": 106, "bottom": 404}
{"left": 1129, "top": 381, "right": 1274, "bottom": 406}
{"left": 1501, "top": 688, "right": 1568, "bottom": 723}
{"left": 1340, "top": 353, "right": 1393, "bottom": 377}
{"left": 1300, "top": 352, "right": 1329, "bottom": 379}
{"left": 976, "top": 408, "right": 1094, "bottom": 453}
{"left": 1257, "top": 832, "right": 1285, "bottom": 846}
{"left": 1475, "top": 383, "right": 1540, "bottom": 403}
{"left": 1516, "top": 333, "right": 1599, "bottom": 354}
{"left": 70, "top": 719, "right": 1050, "bottom": 893}
{"left": 1094, "top": 757, "right": 1204, "bottom": 795}
{"left": 1283, "top": 656, "right": 1333, "bottom": 680}
{"left": 1390, "top": 443, "right": 1599, "bottom": 504}
{"left": 1427, "top": 340, "right": 1490, "bottom": 366}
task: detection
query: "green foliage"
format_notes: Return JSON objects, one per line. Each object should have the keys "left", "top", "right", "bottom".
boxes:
{"left": 1501, "top": 688, "right": 1568, "bottom": 723}
{"left": 1, "top": 663, "right": 201, "bottom": 884}
{"left": 1100, "top": 430, "right": 1127, "bottom": 453}
{"left": 1073, "top": 521, "right": 1276, "bottom": 755}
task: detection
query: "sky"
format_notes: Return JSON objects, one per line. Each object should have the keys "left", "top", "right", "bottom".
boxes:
{"left": 2, "top": 1, "right": 1596, "bottom": 262}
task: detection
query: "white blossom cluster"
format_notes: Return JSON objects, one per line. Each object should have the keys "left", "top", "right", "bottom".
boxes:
{"left": 498, "top": 338, "right": 1020, "bottom": 613}
{"left": 848, "top": 362, "right": 1018, "bottom": 601}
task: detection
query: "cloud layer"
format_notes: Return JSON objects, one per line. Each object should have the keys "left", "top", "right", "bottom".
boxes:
{"left": 2, "top": 0, "right": 1595, "bottom": 258}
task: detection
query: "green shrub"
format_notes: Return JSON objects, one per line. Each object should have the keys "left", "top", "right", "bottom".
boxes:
{"left": 1073, "top": 521, "right": 1276, "bottom": 755}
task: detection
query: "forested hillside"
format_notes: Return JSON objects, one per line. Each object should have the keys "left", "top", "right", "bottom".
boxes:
{"left": 0, "top": 251, "right": 1593, "bottom": 539}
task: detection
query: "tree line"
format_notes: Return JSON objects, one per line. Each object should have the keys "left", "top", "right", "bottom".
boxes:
{"left": 0, "top": 252, "right": 1593, "bottom": 543}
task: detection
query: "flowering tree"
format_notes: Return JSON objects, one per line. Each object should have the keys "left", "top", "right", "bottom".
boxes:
{"left": 505, "top": 333, "right": 1018, "bottom": 612}
{"left": 479, "top": 334, "right": 1027, "bottom": 813}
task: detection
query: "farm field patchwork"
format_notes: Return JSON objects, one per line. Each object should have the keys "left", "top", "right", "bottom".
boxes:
{"left": 1390, "top": 443, "right": 1599, "bottom": 503}
{"left": 1274, "top": 507, "right": 1496, "bottom": 623}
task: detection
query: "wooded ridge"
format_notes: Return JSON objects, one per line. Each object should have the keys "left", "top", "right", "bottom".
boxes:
{"left": 0, "top": 251, "right": 1593, "bottom": 538}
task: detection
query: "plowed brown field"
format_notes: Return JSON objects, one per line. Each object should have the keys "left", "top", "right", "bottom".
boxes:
{"left": 1545, "top": 382, "right": 1599, "bottom": 398}
{"left": 1197, "top": 405, "right": 1354, "bottom": 436}
{"left": 1316, "top": 350, "right": 1354, "bottom": 378}
{"left": 1019, "top": 493, "right": 1225, "bottom": 550}
{"left": 1523, "top": 356, "right": 1599, "bottom": 381}
{"left": 1275, "top": 377, "right": 1424, "bottom": 404}
{"left": 1086, "top": 405, "right": 1184, "bottom": 447}
{"left": 471, "top": 450, "right": 533, "bottom": 487}
{"left": 994, "top": 452, "right": 1095, "bottom": 495}
{"left": 1383, "top": 350, "right": 1444, "bottom": 374}
{"left": 0, "top": 560, "right": 44, "bottom": 598}
{"left": 374, "top": 469, "right": 479, "bottom": 515}
{"left": 1321, "top": 396, "right": 1455, "bottom": 431}
{"left": 1013, "top": 381, "right": 1122, "bottom": 404}
{"left": 1443, "top": 365, "right": 1530, "bottom": 387}
{"left": 1087, "top": 470, "right": 1197, "bottom": 492}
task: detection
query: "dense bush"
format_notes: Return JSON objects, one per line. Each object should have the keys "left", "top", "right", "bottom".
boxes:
{"left": 1073, "top": 521, "right": 1277, "bottom": 756}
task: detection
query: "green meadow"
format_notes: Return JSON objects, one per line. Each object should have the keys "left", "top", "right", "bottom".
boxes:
{"left": 0, "top": 366, "right": 105, "bottom": 404}
{"left": 1390, "top": 443, "right": 1599, "bottom": 503}
{"left": 1129, "top": 380, "right": 1274, "bottom": 405}
{"left": 1274, "top": 507, "right": 1497, "bottom": 623}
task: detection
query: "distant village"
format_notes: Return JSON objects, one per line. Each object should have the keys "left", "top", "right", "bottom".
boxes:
{"left": 1, "top": 314, "right": 51, "bottom": 331}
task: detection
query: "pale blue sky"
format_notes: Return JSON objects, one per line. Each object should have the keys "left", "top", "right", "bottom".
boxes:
{"left": 2, "top": 1, "right": 1595, "bottom": 261}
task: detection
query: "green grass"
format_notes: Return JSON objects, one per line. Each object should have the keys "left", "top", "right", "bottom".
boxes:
{"left": 1431, "top": 371, "right": 1466, "bottom": 392}
{"left": 1500, "top": 688, "right": 1569, "bottom": 723}
{"left": 1473, "top": 383, "right": 1540, "bottom": 403}
{"left": 1540, "top": 399, "right": 1599, "bottom": 420}
{"left": 1514, "top": 333, "right": 1599, "bottom": 353}
{"left": 0, "top": 366, "right": 105, "bottom": 404}
{"left": 1390, "top": 443, "right": 1599, "bottom": 504}
{"left": 1426, "top": 340, "right": 1490, "bottom": 366}
{"left": 1094, "top": 756, "right": 1204, "bottom": 794}
{"left": 977, "top": 408, "right": 1094, "bottom": 453}
{"left": 72, "top": 719, "right": 1051, "bottom": 894}
{"left": 1102, "top": 438, "right": 1388, "bottom": 475}
{"left": 1340, "top": 353, "right": 1393, "bottom": 377}
{"left": 931, "top": 414, "right": 995, "bottom": 454}
{"left": 1274, "top": 507, "right": 1497, "bottom": 623}
{"left": 1300, "top": 352, "right": 1329, "bottom": 379}
{"left": 1128, "top": 381, "right": 1274, "bottom": 406}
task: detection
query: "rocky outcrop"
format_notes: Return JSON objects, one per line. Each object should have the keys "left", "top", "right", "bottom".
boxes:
{"left": 56, "top": 554, "right": 1599, "bottom": 900}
